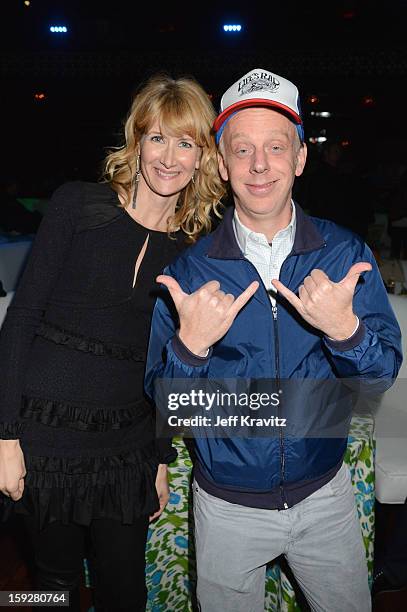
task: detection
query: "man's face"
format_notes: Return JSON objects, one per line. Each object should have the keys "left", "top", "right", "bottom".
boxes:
{"left": 218, "top": 108, "right": 307, "bottom": 228}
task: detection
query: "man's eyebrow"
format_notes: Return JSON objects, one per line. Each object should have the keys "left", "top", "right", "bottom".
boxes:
{"left": 230, "top": 132, "right": 250, "bottom": 140}
{"left": 230, "top": 130, "right": 290, "bottom": 140}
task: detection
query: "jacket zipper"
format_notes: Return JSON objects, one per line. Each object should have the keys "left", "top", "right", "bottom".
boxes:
{"left": 237, "top": 257, "right": 289, "bottom": 510}
{"left": 272, "top": 304, "right": 289, "bottom": 509}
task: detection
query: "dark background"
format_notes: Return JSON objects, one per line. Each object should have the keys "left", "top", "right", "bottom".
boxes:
{"left": 2, "top": 0, "right": 407, "bottom": 194}
{"left": 1, "top": 6, "right": 407, "bottom": 608}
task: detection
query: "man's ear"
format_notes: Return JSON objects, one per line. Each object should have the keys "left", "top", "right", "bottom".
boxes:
{"left": 217, "top": 150, "right": 229, "bottom": 181}
{"left": 295, "top": 143, "right": 307, "bottom": 177}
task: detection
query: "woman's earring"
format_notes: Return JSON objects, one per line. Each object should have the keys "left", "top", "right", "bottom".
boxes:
{"left": 191, "top": 171, "right": 195, "bottom": 185}
{"left": 132, "top": 154, "right": 141, "bottom": 209}
{"left": 135, "top": 154, "right": 141, "bottom": 183}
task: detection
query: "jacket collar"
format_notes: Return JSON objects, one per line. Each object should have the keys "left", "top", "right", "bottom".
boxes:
{"left": 207, "top": 202, "right": 325, "bottom": 259}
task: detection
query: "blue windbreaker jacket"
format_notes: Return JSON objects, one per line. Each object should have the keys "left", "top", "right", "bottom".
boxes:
{"left": 145, "top": 204, "right": 402, "bottom": 499}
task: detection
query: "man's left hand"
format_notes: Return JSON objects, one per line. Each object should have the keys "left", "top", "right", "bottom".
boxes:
{"left": 271, "top": 262, "right": 372, "bottom": 340}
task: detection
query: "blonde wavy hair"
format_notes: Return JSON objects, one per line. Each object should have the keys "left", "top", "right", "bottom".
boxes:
{"left": 102, "top": 73, "right": 225, "bottom": 242}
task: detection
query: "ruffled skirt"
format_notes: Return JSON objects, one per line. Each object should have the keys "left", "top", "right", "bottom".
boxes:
{"left": 1, "top": 322, "right": 163, "bottom": 530}
{"left": 1, "top": 442, "right": 159, "bottom": 530}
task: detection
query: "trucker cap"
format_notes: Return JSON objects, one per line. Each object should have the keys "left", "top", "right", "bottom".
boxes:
{"left": 214, "top": 68, "right": 304, "bottom": 143}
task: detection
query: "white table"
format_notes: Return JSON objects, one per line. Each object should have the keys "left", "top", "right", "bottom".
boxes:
{"left": 373, "top": 294, "right": 407, "bottom": 504}
{"left": 0, "top": 291, "right": 14, "bottom": 328}
{"left": 0, "top": 239, "right": 32, "bottom": 292}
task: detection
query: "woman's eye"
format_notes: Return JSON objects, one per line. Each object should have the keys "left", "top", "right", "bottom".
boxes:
{"left": 151, "top": 135, "right": 164, "bottom": 143}
{"left": 179, "top": 141, "right": 193, "bottom": 148}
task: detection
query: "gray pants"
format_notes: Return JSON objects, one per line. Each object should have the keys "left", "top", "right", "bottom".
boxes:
{"left": 193, "top": 463, "right": 371, "bottom": 612}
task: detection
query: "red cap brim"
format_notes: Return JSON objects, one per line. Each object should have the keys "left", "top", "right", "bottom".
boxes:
{"left": 213, "top": 99, "right": 302, "bottom": 132}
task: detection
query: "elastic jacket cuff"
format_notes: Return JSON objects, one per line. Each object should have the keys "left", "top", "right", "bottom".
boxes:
{"left": 171, "top": 332, "right": 212, "bottom": 366}
{"left": 324, "top": 319, "right": 366, "bottom": 352}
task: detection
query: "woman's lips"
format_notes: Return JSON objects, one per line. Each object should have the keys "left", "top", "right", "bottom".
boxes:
{"left": 155, "top": 168, "right": 180, "bottom": 179}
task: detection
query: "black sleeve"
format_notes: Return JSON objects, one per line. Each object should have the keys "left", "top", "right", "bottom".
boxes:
{"left": 155, "top": 437, "right": 178, "bottom": 465}
{"left": 0, "top": 182, "right": 84, "bottom": 439}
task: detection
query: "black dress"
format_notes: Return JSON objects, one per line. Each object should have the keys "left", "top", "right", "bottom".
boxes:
{"left": 0, "top": 181, "right": 185, "bottom": 529}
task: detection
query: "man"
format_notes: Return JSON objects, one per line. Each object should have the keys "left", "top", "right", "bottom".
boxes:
{"left": 145, "top": 68, "right": 402, "bottom": 611}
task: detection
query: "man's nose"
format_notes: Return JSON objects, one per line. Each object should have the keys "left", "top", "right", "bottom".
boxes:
{"left": 250, "top": 149, "right": 269, "bottom": 174}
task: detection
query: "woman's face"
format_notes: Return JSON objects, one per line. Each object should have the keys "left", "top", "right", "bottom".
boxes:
{"left": 139, "top": 123, "right": 201, "bottom": 198}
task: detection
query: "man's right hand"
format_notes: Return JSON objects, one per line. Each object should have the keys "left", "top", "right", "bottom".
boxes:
{"left": 157, "top": 276, "right": 259, "bottom": 356}
{"left": 0, "top": 439, "right": 26, "bottom": 501}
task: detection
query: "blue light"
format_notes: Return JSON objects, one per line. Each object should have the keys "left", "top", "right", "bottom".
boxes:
{"left": 49, "top": 26, "right": 68, "bottom": 33}
{"left": 223, "top": 24, "right": 242, "bottom": 33}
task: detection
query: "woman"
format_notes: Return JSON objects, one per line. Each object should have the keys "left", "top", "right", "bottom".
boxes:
{"left": 0, "top": 73, "right": 224, "bottom": 611}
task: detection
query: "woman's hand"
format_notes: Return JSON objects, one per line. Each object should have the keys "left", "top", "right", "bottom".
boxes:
{"left": 149, "top": 464, "right": 170, "bottom": 522}
{"left": 0, "top": 439, "right": 26, "bottom": 501}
